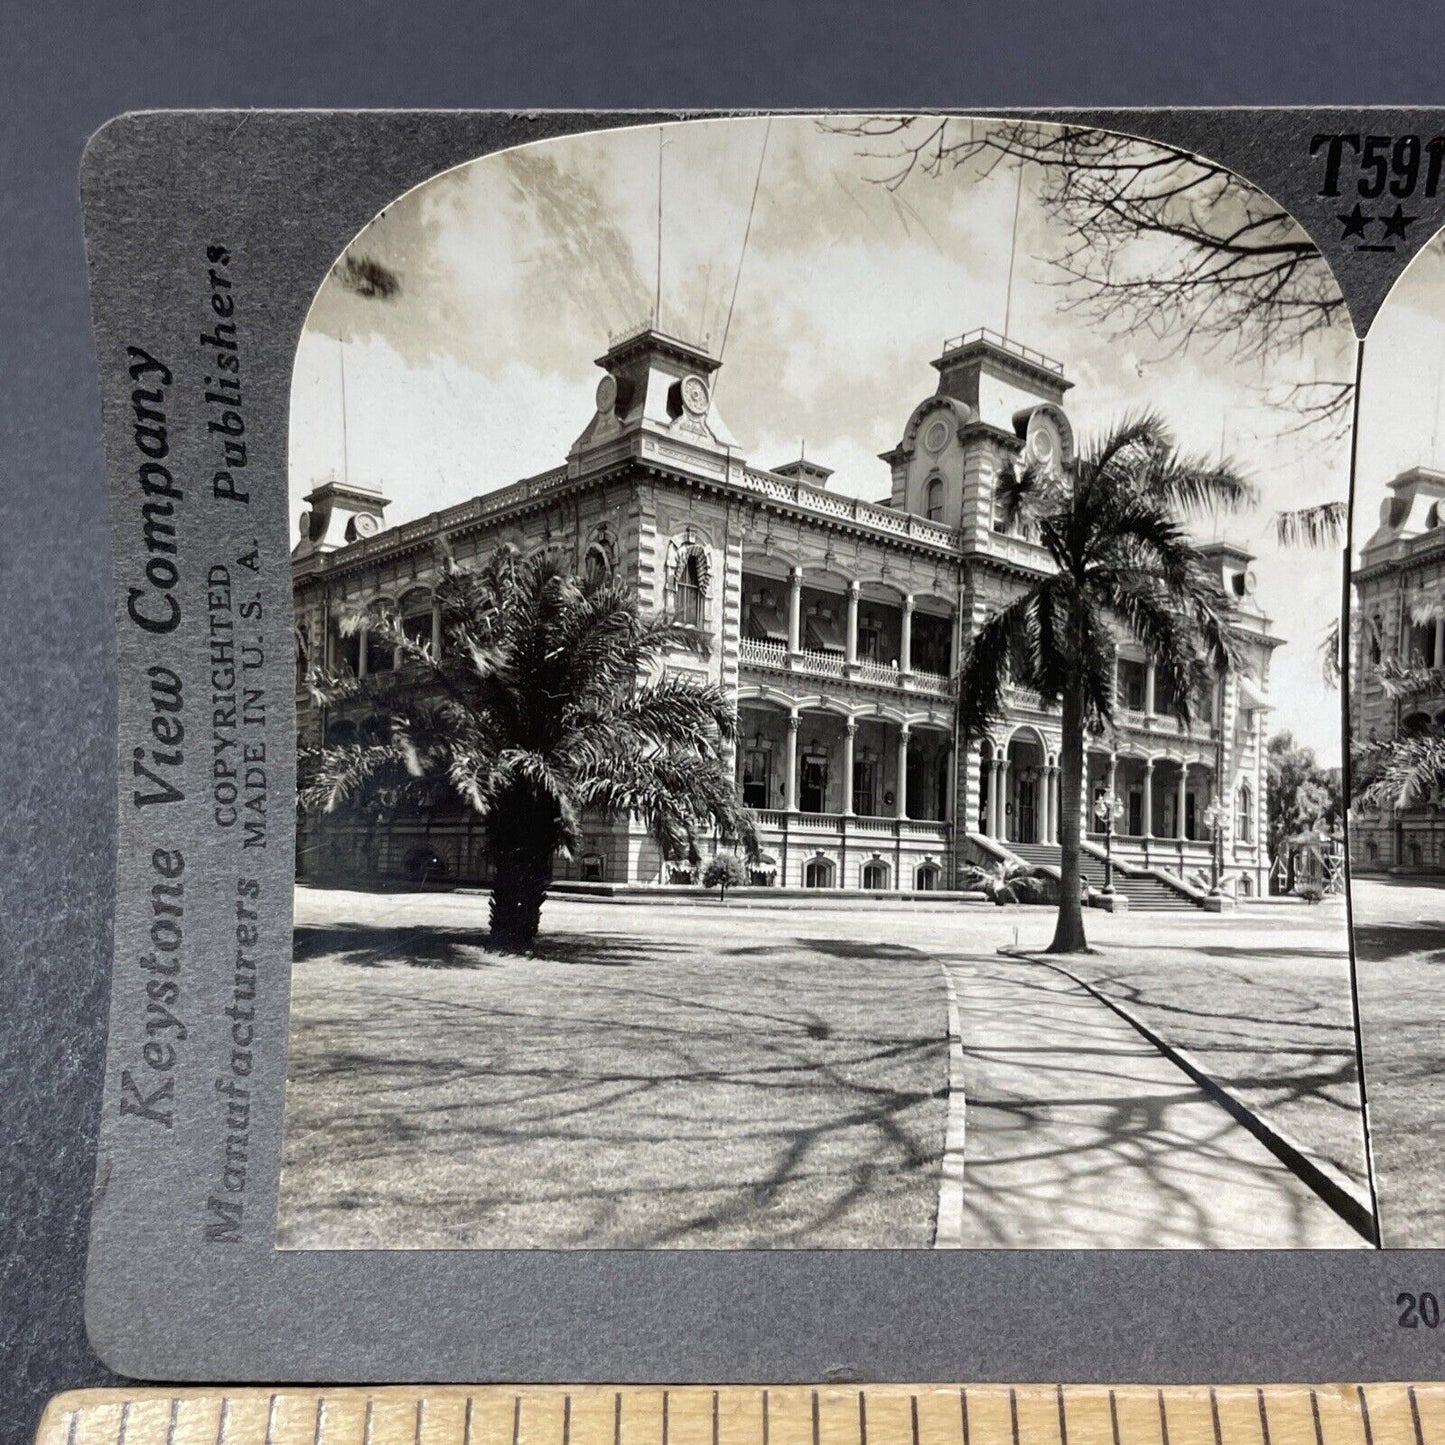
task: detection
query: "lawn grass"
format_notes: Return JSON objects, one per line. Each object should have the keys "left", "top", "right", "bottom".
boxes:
{"left": 277, "top": 891, "right": 949, "bottom": 1249}
{"left": 1352, "top": 877, "right": 1445, "bottom": 1245}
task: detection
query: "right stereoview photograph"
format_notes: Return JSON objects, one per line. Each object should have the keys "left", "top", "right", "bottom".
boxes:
{"left": 1350, "top": 233, "right": 1445, "bottom": 1246}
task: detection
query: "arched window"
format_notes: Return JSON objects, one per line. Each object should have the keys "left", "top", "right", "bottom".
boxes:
{"left": 1236, "top": 782, "right": 1253, "bottom": 844}
{"left": 915, "top": 862, "right": 941, "bottom": 891}
{"left": 862, "top": 860, "right": 890, "bottom": 891}
{"left": 399, "top": 588, "right": 434, "bottom": 657}
{"left": 925, "top": 476, "right": 944, "bottom": 523}
{"left": 803, "top": 856, "right": 835, "bottom": 889}
{"left": 665, "top": 539, "right": 709, "bottom": 627}
{"left": 365, "top": 600, "right": 396, "bottom": 674}
{"left": 584, "top": 542, "right": 614, "bottom": 588}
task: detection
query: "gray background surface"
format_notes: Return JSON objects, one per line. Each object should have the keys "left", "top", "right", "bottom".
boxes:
{"left": 8, "top": 3, "right": 1445, "bottom": 1444}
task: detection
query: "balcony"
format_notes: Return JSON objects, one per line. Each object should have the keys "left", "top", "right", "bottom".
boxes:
{"left": 738, "top": 637, "right": 954, "bottom": 698}
{"left": 1116, "top": 708, "right": 1219, "bottom": 745}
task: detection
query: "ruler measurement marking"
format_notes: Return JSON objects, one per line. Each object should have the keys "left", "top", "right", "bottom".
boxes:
{"left": 1008, "top": 1392, "right": 1018, "bottom": 1445}
{"left": 265, "top": 1394, "right": 279, "bottom": 1445}
{"left": 615, "top": 1394, "right": 623, "bottom": 1445}
{"left": 165, "top": 1400, "right": 179, "bottom": 1445}
{"left": 712, "top": 1391, "right": 719, "bottom": 1445}
{"left": 416, "top": 1400, "right": 426, "bottom": 1445}
{"left": 911, "top": 1396, "right": 921, "bottom": 1445}
{"left": 859, "top": 1392, "right": 868, "bottom": 1445}
{"left": 1109, "top": 1392, "right": 1121, "bottom": 1445}
{"left": 1257, "top": 1390, "right": 1271, "bottom": 1445}
{"left": 1056, "top": 1387, "right": 1067, "bottom": 1445}
{"left": 463, "top": 1399, "right": 474, "bottom": 1445}
{"left": 563, "top": 1397, "right": 572, "bottom": 1445}
{"left": 314, "top": 1399, "right": 327, "bottom": 1445}
{"left": 217, "top": 1397, "right": 232, "bottom": 1445}
{"left": 1310, "top": 1393, "right": 1324, "bottom": 1445}
{"left": 366, "top": 1400, "right": 376, "bottom": 1445}
{"left": 1358, "top": 1388, "right": 1375, "bottom": 1445}
{"left": 811, "top": 1391, "right": 820, "bottom": 1445}
{"left": 1157, "top": 1392, "right": 1169, "bottom": 1445}
{"left": 961, "top": 1391, "right": 970, "bottom": 1445}
{"left": 1412, "top": 1388, "right": 1427, "bottom": 1445}
{"left": 1210, "top": 1390, "right": 1223, "bottom": 1445}
{"left": 762, "top": 1392, "right": 770, "bottom": 1445}
{"left": 664, "top": 1393, "right": 670, "bottom": 1445}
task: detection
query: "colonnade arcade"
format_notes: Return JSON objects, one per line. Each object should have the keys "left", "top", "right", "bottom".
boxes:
{"left": 1085, "top": 749, "right": 1218, "bottom": 843}
{"left": 976, "top": 729, "right": 1063, "bottom": 845}
{"left": 736, "top": 696, "right": 954, "bottom": 823}
{"left": 740, "top": 561, "right": 956, "bottom": 684}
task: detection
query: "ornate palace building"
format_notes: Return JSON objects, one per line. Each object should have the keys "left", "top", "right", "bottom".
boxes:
{"left": 293, "top": 325, "right": 1277, "bottom": 900}
{"left": 1350, "top": 466, "right": 1445, "bottom": 874}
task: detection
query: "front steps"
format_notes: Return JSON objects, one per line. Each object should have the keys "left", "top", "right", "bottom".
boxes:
{"left": 999, "top": 840, "right": 1207, "bottom": 912}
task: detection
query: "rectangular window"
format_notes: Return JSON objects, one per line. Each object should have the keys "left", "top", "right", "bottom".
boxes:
{"left": 854, "top": 757, "right": 878, "bottom": 816}
{"left": 1118, "top": 659, "right": 1147, "bottom": 712}
{"left": 742, "top": 748, "right": 771, "bottom": 810}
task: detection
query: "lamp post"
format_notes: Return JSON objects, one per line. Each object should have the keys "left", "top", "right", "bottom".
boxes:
{"left": 1093, "top": 791, "right": 1124, "bottom": 894}
{"left": 1203, "top": 793, "right": 1225, "bottom": 896}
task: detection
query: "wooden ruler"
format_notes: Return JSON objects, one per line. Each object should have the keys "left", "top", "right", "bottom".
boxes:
{"left": 32, "top": 1385, "right": 1445, "bottom": 1445}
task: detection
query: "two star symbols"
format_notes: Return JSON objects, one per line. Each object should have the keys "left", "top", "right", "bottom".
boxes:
{"left": 1337, "top": 200, "right": 1417, "bottom": 244}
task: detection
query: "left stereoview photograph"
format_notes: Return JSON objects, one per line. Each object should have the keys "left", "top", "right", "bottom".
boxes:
{"left": 277, "top": 114, "right": 1368, "bottom": 1251}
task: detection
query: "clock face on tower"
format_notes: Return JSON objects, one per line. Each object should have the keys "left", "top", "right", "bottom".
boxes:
{"left": 680, "top": 375, "right": 710, "bottom": 416}
{"left": 353, "top": 512, "right": 380, "bottom": 538}
{"left": 595, "top": 373, "right": 618, "bottom": 414}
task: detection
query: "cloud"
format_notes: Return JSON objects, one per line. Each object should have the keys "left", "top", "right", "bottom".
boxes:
{"left": 289, "top": 115, "right": 1355, "bottom": 761}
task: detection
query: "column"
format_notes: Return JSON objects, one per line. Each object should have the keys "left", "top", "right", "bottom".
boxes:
{"left": 896, "top": 726, "right": 911, "bottom": 820}
{"left": 900, "top": 594, "right": 915, "bottom": 675}
{"left": 1176, "top": 765, "right": 1188, "bottom": 840}
{"left": 787, "top": 568, "right": 803, "bottom": 654}
{"left": 1142, "top": 758, "right": 1155, "bottom": 838}
{"left": 1144, "top": 661, "right": 1156, "bottom": 715}
{"left": 784, "top": 712, "right": 800, "bottom": 812}
{"left": 943, "top": 747, "right": 955, "bottom": 824}
{"left": 990, "top": 756, "right": 1004, "bottom": 836}
{"left": 1045, "top": 764, "right": 1057, "bottom": 844}
{"left": 1000, "top": 756, "right": 1012, "bottom": 840}
{"left": 845, "top": 582, "right": 860, "bottom": 667}
{"left": 1435, "top": 620, "right": 1444, "bottom": 670}
{"left": 843, "top": 721, "right": 856, "bottom": 816}
{"left": 1106, "top": 753, "right": 1118, "bottom": 835}
{"left": 431, "top": 600, "right": 442, "bottom": 658}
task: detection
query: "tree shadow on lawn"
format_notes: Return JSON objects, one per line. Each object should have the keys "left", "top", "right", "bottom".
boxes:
{"left": 294, "top": 923, "right": 688, "bottom": 971}
{"left": 1352, "top": 921, "right": 1445, "bottom": 965}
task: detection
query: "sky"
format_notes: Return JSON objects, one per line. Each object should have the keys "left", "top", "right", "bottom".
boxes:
{"left": 290, "top": 115, "right": 1357, "bottom": 761}
{"left": 1354, "top": 237, "right": 1445, "bottom": 561}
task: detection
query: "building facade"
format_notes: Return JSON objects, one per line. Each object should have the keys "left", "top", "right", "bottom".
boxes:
{"left": 1350, "top": 466, "right": 1445, "bottom": 874}
{"left": 292, "top": 325, "right": 1277, "bottom": 896}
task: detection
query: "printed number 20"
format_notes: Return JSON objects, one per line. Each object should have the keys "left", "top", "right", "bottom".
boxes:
{"left": 1398, "top": 1292, "right": 1442, "bottom": 1328}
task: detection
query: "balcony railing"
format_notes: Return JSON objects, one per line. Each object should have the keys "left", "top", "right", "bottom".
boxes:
{"left": 940, "top": 328, "right": 1066, "bottom": 375}
{"left": 739, "top": 468, "right": 959, "bottom": 550}
{"left": 739, "top": 637, "right": 955, "bottom": 697}
{"left": 754, "top": 810, "right": 950, "bottom": 840}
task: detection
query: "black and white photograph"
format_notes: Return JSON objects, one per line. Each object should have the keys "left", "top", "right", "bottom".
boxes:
{"left": 275, "top": 115, "right": 1370, "bottom": 1252}
{"left": 1348, "top": 233, "right": 1445, "bottom": 1246}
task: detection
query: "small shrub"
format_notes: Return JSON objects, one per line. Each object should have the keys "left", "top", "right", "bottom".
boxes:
{"left": 702, "top": 852, "right": 748, "bottom": 902}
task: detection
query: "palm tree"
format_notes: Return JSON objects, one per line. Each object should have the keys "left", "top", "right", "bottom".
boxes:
{"left": 958, "top": 414, "right": 1251, "bottom": 953}
{"left": 301, "top": 544, "right": 757, "bottom": 950}
{"left": 1355, "top": 734, "right": 1445, "bottom": 814}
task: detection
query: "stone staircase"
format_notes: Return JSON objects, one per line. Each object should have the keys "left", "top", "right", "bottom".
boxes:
{"left": 1004, "top": 840, "right": 1205, "bottom": 912}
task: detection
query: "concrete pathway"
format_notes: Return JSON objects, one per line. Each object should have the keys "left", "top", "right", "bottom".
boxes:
{"left": 939, "top": 956, "right": 1368, "bottom": 1249}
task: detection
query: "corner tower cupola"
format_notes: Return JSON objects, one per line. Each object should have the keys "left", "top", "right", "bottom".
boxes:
{"left": 1198, "top": 540, "right": 1262, "bottom": 614}
{"left": 569, "top": 324, "right": 736, "bottom": 464}
{"left": 293, "top": 474, "right": 389, "bottom": 558}
{"left": 932, "top": 328, "right": 1072, "bottom": 429}
{"left": 1361, "top": 466, "right": 1445, "bottom": 563}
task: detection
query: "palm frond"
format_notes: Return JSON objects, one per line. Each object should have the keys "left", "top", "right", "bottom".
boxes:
{"left": 1275, "top": 501, "right": 1347, "bottom": 550}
